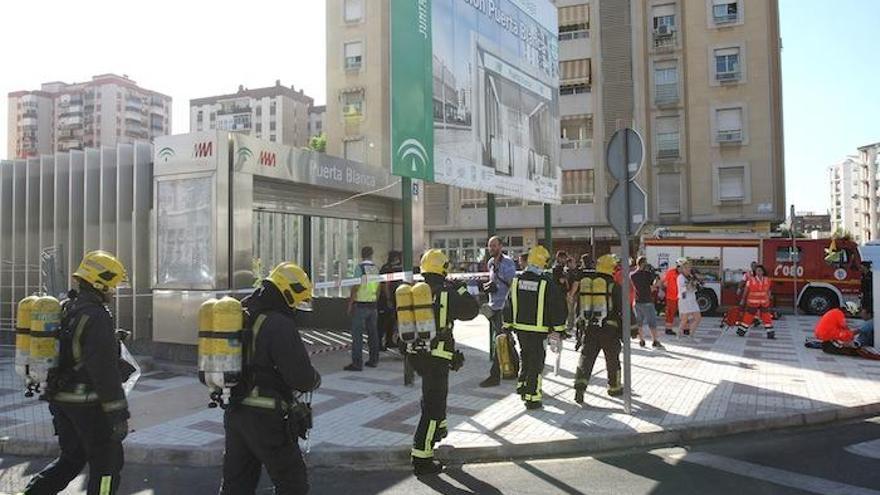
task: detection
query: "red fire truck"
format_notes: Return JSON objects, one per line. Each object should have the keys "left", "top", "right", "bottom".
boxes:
{"left": 644, "top": 236, "right": 864, "bottom": 315}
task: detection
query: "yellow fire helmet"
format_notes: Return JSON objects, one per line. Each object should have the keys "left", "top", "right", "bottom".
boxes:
{"left": 266, "top": 262, "right": 313, "bottom": 311}
{"left": 527, "top": 245, "right": 551, "bottom": 269}
{"left": 420, "top": 249, "right": 450, "bottom": 277}
{"left": 73, "top": 250, "right": 127, "bottom": 293}
{"left": 596, "top": 254, "right": 621, "bottom": 276}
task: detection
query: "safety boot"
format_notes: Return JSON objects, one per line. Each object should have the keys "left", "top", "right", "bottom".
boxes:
{"left": 766, "top": 330, "right": 776, "bottom": 340}
{"left": 607, "top": 374, "right": 623, "bottom": 397}
{"left": 736, "top": 327, "right": 747, "bottom": 337}
{"left": 574, "top": 389, "right": 585, "bottom": 404}
{"left": 525, "top": 400, "right": 543, "bottom": 410}
{"left": 412, "top": 457, "right": 444, "bottom": 476}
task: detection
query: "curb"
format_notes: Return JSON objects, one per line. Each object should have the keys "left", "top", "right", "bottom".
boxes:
{"left": 3, "top": 402, "right": 879, "bottom": 468}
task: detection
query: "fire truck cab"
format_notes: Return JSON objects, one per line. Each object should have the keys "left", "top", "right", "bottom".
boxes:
{"left": 644, "top": 236, "right": 864, "bottom": 315}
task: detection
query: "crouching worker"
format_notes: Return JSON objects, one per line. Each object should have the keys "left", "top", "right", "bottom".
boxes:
{"left": 402, "top": 250, "right": 479, "bottom": 476}
{"left": 220, "top": 262, "right": 321, "bottom": 495}
{"left": 814, "top": 305, "right": 863, "bottom": 356}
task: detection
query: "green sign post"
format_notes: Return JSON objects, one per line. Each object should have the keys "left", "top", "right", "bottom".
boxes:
{"left": 390, "top": 0, "right": 434, "bottom": 181}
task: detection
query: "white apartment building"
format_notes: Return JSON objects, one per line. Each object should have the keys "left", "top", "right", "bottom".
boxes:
{"left": 7, "top": 74, "right": 172, "bottom": 159}
{"left": 190, "top": 81, "right": 314, "bottom": 148}
{"left": 309, "top": 105, "right": 326, "bottom": 139}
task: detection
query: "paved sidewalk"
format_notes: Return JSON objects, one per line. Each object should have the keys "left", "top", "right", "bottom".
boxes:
{"left": 1, "top": 315, "right": 879, "bottom": 467}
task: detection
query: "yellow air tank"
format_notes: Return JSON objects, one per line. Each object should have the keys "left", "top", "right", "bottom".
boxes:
{"left": 197, "top": 298, "right": 218, "bottom": 389}
{"left": 495, "top": 333, "right": 516, "bottom": 379}
{"left": 395, "top": 285, "right": 416, "bottom": 344}
{"left": 15, "top": 296, "right": 38, "bottom": 384}
{"left": 29, "top": 296, "right": 61, "bottom": 388}
{"left": 412, "top": 282, "right": 436, "bottom": 343}
{"left": 212, "top": 296, "right": 243, "bottom": 389}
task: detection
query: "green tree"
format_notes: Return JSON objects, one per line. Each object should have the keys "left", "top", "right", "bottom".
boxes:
{"left": 309, "top": 133, "right": 327, "bottom": 153}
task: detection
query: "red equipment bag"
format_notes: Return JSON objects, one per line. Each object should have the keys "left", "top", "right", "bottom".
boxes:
{"left": 721, "top": 306, "right": 743, "bottom": 330}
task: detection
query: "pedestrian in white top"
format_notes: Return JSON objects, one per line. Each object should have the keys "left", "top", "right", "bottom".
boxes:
{"left": 676, "top": 258, "right": 702, "bottom": 338}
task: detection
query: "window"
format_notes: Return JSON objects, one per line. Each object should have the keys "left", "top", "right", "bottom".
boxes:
{"left": 775, "top": 247, "right": 802, "bottom": 263}
{"left": 712, "top": 0, "right": 739, "bottom": 24}
{"left": 558, "top": 23, "right": 589, "bottom": 41}
{"left": 269, "top": 121, "right": 276, "bottom": 131}
{"left": 656, "top": 116, "right": 680, "bottom": 159}
{"left": 561, "top": 170, "right": 595, "bottom": 204}
{"left": 559, "top": 83, "right": 590, "bottom": 95}
{"left": 270, "top": 102, "right": 276, "bottom": 115}
{"left": 654, "top": 63, "right": 679, "bottom": 104}
{"left": 270, "top": 134, "right": 276, "bottom": 142}
{"left": 342, "top": 90, "right": 364, "bottom": 119}
{"left": 718, "top": 166, "right": 746, "bottom": 201}
{"left": 256, "top": 105, "right": 262, "bottom": 117}
{"left": 558, "top": 4, "right": 589, "bottom": 40}
{"left": 197, "top": 110, "right": 203, "bottom": 123}
{"left": 716, "top": 107, "right": 743, "bottom": 143}
{"left": 344, "top": 0, "right": 363, "bottom": 22}
{"left": 658, "top": 173, "right": 681, "bottom": 214}
{"left": 715, "top": 48, "right": 741, "bottom": 81}
{"left": 344, "top": 41, "right": 363, "bottom": 70}
{"left": 255, "top": 123, "right": 262, "bottom": 133}
{"left": 460, "top": 189, "right": 487, "bottom": 208}
{"left": 343, "top": 138, "right": 365, "bottom": 163}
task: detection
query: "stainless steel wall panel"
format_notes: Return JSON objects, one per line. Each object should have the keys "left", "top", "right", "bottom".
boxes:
{"left": 11, "top": 161, "right": 26, "bottom": 314}
{"left": 67, "top": 151, "right": 85, "bottom": 284}
{"left": 115, "top": 144, "right": 134, "bottom": 332}
{"left": 132, "top": 143, "right": 152, "bottom": 341}
{"left": 83, "top": 149, "right": 100, "bottom": 251}
{"left": 25, "top": 158, "right": 40, "bottom": 294}
{"left": 99, "top": 147, "right": 117, "bottom": 254}
{"left": 39, "top": 155, "right": 55, "bottom": 293}
{"left": 0, "top": 162, "right": 12, "bottom": 331}
{"left": 53, "top": 153, "right": 70, "bottom": 293}
{"left": 231, "top": 172, "right": 254, "bottom": 289}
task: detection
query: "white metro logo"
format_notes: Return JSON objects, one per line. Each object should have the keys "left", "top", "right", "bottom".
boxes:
{"left": 397, "top": 138, "right": 429, "bottom": 173}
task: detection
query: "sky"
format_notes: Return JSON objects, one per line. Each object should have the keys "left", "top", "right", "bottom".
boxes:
{"left": 0, "top": 0, "right": 877, "bottom": 215}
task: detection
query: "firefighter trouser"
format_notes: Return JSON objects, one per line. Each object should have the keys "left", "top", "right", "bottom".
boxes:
{"left": 410, "top": 354, "right": 450, "bottom": 460}
{"left": 664, "top": 299, "right": 678, "bottom": 329}
{"left": 25, "top": 403, "right": 123, "bottom": 495}
{"left": 739, "top": 306, "right": 773, "bottom": 331}
{"left": 221, "top": 405, "right": 308, "bottom": 495}
{"left": 489, "top": 309, "right": 519, "bottom": 379}
{"left": 516, "top": 331, "right": 548, "bottom": 404}
{"left": 574, "top": 325, "right": 622, "bottom": 391}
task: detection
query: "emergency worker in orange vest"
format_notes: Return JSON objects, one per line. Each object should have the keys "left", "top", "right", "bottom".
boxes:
{"left": 737, "top": 264, "right": 775, "bottom": 339}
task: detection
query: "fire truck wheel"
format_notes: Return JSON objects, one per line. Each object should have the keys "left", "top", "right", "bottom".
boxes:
{"left": 801, "top": 289, "right": 838, "bottom": 315}
{"left": 697, "top": 289, "right": 719, "bottom": 315}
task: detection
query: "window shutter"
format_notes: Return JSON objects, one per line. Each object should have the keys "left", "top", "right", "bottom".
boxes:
{"left": 717, "top": 108, "right": 742, "bottom": 131}
{"left": 658, "top": 174, "right": 681, "bottom": 214}
{"left": 653, "top": 4, "right": 675, "bottom": 17}
{"left": 719, "top": 167, "right": 745, "bottom": 200}
{"left": 344, "top": 42, "right": 362, "bottom": 58}
{"left": 559, "top": 4, "right": 589, "bottom": 27}
{"left": 715, "top": 47, "right": 740, "bottom": 57}
{"left": 656, "top": 116, "right": 679, "bottom": 134}
{"left": 560, "top": 59, "right": 591, "bottom": 85}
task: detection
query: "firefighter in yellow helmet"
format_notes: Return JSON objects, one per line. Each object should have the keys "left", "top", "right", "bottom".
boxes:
{"left": 25, "top": 251, "right": 131, "bottom": 495}
{"left": 409, "top": 249, "right": 479, "bottom": 476}
{"left": 572, "top": 253, "right": 624, "bottom": 404}
{"left": 502, "top": 245, "right": 568, "bottom": 410}
{"left": 220, "top": 262, "right": 321, "bottom": 494}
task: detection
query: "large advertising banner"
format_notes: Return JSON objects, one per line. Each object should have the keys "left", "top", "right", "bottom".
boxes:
{"left": 432, "top": 0, "right": 561, "bottom": 204}
{"left": 391, "top": 0, "right": 435, "bottom": 181}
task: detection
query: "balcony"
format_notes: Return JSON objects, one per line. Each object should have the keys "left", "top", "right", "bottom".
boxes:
{"left": 713, "top": 13, "right": 739, "bottom": 25}
{"left": 655, "top": 83, "right": 679, "bottom": 106}
{"left": 716, "top": 71, "right": 741, "bottom": 83}
{"left": 218, "top": 105, "right": 252, "bottom": 116}
{"left": 59, "top": 116, "right": 83, "bottom": 128}
{"left": 560, "top": 140, "right": 593, "bottom": 170}
{"left": 559, "top": 93, "right": 592, "bottom": 116}
{"left": 559, "top": 35, "right": 591, "bottom": 60}
{"left": 717, "top": 129, "right": 743, "bottom": 144}
{"left": 22, "top": 110, "right": 38, "bottom": 119}
{"left": 653, "top": 29, "right": 677, "bottom": 51}
{"left": 22, "top": 117, "right": 39, "bottom": 127}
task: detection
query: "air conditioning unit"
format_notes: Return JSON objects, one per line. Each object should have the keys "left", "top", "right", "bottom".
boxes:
{"left": 655, "top": 24, "right": 674, "bottom": 36}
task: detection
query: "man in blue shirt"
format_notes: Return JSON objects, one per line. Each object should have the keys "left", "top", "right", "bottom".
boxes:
{"left": 480, "top": 236, "right": 519, "bottom": 387}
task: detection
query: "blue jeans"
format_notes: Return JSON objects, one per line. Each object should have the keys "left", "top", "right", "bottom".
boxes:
{"left": 857, "top": 320, "right": 874, "bottom": 347}
{"left": 351, "top": 304, "right": 379, "bottom": 367}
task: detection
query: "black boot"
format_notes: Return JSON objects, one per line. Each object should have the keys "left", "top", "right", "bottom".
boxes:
{"left": 412, "top": 457, "right": 444, "bottom": 476}
{"left": 479, "top": 375, "right": 501, "bottom": 387}
{"left": 574, "top": 389, "right": 584, "bottom": 404}
{"left": 766, "top": 330, "right": 775, "bottom": 340}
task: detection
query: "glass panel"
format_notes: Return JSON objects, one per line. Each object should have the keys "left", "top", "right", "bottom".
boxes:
{"left": 156, "top": 177, "right": 214, "bottom": 288}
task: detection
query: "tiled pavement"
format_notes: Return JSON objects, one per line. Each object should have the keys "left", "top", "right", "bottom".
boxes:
{"left": 1, "top": 315, "right": 879, "bottom": 464}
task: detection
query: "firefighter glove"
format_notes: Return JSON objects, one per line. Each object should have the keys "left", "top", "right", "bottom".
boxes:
{"left": 450, "top": 350, "right": 465, "bottom": 371}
